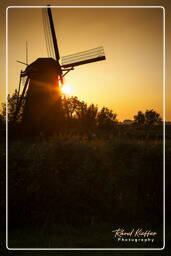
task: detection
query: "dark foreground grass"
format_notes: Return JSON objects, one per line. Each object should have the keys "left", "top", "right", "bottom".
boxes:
{"left": 1, "top": 131, "right": 168, "bottom": 250}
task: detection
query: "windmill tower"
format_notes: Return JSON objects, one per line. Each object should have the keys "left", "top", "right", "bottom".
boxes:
{"left": 14, "top": 6, "right": 106, "bottom": 133}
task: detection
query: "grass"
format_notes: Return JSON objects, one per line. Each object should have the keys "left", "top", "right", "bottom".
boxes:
{"left": 1, "top": 125, "right": 169, "bottom": 250}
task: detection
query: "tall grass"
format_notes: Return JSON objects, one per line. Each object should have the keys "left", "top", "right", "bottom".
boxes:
{"left": 5, "top": 134, "right": 163, "bottom": 229}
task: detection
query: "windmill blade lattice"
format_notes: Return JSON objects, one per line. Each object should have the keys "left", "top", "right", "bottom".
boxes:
{"left": 61, "top": 46, "right": 106, "bottom": 68}
{"left": 42, "top": 8, "right": 56, "bottom": 59}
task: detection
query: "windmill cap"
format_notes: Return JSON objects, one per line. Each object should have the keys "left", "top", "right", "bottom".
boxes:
{"left": 25, "top": 57, "right": 61, "bottom": 74}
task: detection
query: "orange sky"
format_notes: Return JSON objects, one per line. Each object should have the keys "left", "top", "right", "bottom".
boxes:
{"left": 0, "top": 0, "right": 170, "bottom": 121}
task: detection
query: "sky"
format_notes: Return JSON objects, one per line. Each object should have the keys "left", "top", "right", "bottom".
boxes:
{"left": 0, "top": 0, "right": 170, "bottom": 121}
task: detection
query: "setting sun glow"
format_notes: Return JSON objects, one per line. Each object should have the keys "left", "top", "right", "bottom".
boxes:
{"left": 5, "top": 7, "right": 167, "bottom": 121}
{"left": 61, "top": 84, "right": 72, "bottom": 96}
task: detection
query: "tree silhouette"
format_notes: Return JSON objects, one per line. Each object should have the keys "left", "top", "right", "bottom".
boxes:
{"left": 145, "top": 109, "right": 162, "bottom": 126}
{"left": 62, "top": 96, "right": 79, "bottom": 119}
{"left": 1, "top": 90, "right": 162, "bottom": 136}
{"left": 1, "top": 90, "right": 24, "bottom": 122}
{"left": 134, "top": 109, "right": 162, "bottom": 126}
{"left": 76, "top": 102, "right": 98, "bottom": 130}
{"left": 134, "top": 111, "right": 145, "bottom": 125}
{"left": 61, "top": 97, "right": 98, "bottom": 131}
{"left": 97, "top": 107, "right": 117, "bottom": 130}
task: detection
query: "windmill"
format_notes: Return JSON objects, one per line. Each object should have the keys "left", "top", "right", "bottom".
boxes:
{"left": 14, "top": 6, "right": 106, "bottom": 132}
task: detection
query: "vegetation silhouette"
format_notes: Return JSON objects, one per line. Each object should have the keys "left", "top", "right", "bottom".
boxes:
{"left": 134, "top": 110, "right": 162, "bottom": 127}
{"left": 1, "top": 91, "right": 119, "bottom": 137}
{"left": 1, "top": 91, "right": 162, "bottom": 138}
{"left": 0, "top": 91, "right": 165, "bottom": 248}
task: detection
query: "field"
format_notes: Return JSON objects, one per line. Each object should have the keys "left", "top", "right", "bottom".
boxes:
{"left": 1, "top": 124, "right": 170, "bottom": 252}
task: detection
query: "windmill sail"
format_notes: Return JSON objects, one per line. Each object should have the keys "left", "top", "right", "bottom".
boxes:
{"left": 61, "top": 46, "right": 106, "bottom": 68}
{"left": 42, "top": 7, "right": 60, "bottom": 61}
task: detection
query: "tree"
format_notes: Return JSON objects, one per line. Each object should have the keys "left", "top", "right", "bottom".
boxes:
{"left": 62, "top": 97, "right": 98, "bottom": 130}
{"left": 78, "top": 103, "right": 98, "bottom": 130}
{"left": 134, "top": 111, "right": 145, "bottom": 125}
{"left": 0, "top": 90, "right": 24, "bottom": 122}
{"left": 74, "top": 100, "right": 98, "bottom": 130}
{"left": 144, "top": 109, "right": 162, "bottom": 126}
{"left": 97, "top": 107, "right": 117, "bottom": 130}
{"left": 62, "top": 96, "right": 79, "bottom": 119}
{"left": 134, "top": 109, "right": 162, "bottom": 126}
{"left": 0, "top": 103, "right": 6, "bottom": 122}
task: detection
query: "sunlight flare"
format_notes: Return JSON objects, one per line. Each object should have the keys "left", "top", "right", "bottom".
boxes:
{"left": 61, "top": 83, "right": 72, "bottom": 96}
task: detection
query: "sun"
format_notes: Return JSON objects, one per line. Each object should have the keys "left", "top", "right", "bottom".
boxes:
{"left": 61, "top": 84, "right": 72, "bottom": 96}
